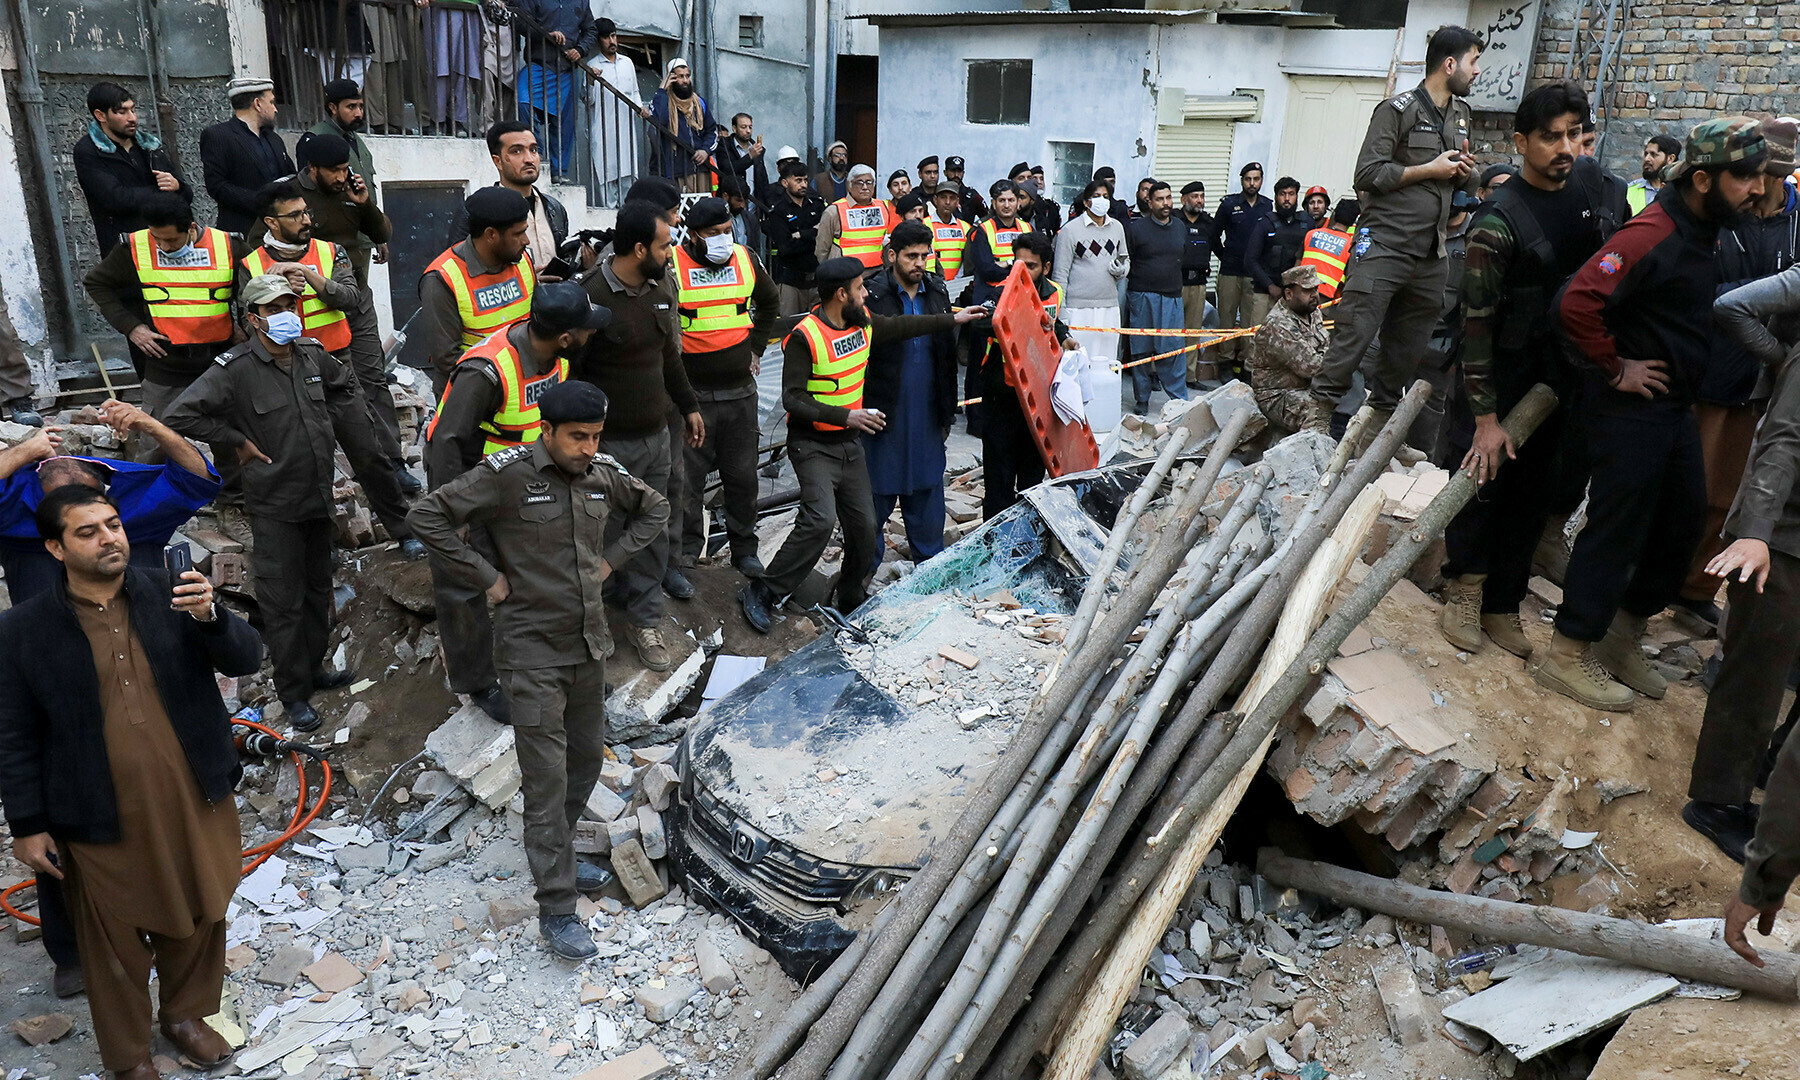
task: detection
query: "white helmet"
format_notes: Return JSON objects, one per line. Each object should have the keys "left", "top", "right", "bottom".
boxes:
{"left": 777, "top": 145, "right": 801, "bottom": 163}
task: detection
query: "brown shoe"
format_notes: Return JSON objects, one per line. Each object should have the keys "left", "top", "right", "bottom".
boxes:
{"left": 114, "top": 1063, "right": 161, "bottom": 1080}
{"left": 630, "top": 625, "right": 673, "bottom": 672}
{"left": 159, "top": 1017, "right": 233, "bottom": 1068}
{"left": 1480, "top": 612, "right": 1534, "bottom": 659}
{"left": 1530, "top": 631, "right": 1634, "bottom": 712}
{"left": 1439, "top": 574, "right": 1485, "bottom": 653}
{"left": 1593, "top": 611, "right": 1666, "bottom": 699}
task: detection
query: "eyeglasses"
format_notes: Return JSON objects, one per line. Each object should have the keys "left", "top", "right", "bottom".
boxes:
{"left": 269, "top": 208, "right": 313, "bottom": 222}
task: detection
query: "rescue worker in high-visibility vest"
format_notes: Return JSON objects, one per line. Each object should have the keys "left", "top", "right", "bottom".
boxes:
{"left": 737, "top": 257, "right": 983, "bottom": 632}
{"left": 82, "top": 191, "right": 242, "bottom": 423}
{"left": 964, "top": 179, "right": 1035, "bottom": 305}
{"left": 1297, "top": 199, "right": 1360, "bottom": 300}
{"left": 927, "top": 181, "right": 971, "bottom": 291}
{"left": 670, "top": 197, "right": 778, "bottom": 579}
{"left": 966, "top": 231, "right": 1079, "bottom": 520}
{"left": 422, "top": 281, "right": 611, "bottom": 724}
{"left": 418, "top": 187, "right": 537, "bottom": 397}
{"left": 235, "top": 180, "right": 418, "bottom": 499}
{"left": 815, "top": 163, "right": 899, "bottom": 271}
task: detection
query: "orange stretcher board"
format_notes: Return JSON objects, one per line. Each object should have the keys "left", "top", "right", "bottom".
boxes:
{"left": 989, "top": 262, "right": 1100, "bottom": 478}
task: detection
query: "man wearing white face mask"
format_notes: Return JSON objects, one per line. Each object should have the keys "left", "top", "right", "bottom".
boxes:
{"left": 672, "top": 197, "right": 779, "bottom": 578}
{"left": 166, "top": 275, "right": 423, "bottom": 732}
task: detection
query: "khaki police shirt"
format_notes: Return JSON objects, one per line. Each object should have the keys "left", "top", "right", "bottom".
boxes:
{"left": 1353, "top": 82, "right": 1480, "bottom": 259}
{"left": 406, "top": 441, "right": 671, "bottom": 670}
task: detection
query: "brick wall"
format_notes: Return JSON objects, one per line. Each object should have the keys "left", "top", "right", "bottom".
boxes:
{"left": 1471, "top": 0, "right": 1800, "bottom": 176}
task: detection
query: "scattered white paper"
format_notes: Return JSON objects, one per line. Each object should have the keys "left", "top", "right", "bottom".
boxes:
{"left": 1561, "top": 828, "right": 1599, "bottom": 849}
{"left": 310, "top": 824, "right": 375, "bottom": 847}
{"left": 701, "top": 655, "right": 767, "bottom": 710}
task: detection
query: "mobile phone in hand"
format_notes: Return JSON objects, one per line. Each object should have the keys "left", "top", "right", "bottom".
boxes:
{"left": 165, "top": 542, "right": 193, "bottom": 580}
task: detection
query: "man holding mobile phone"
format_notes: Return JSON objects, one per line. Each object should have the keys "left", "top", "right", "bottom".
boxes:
{"left": 0, "top": 484, "right": 262, "bottom": 1079}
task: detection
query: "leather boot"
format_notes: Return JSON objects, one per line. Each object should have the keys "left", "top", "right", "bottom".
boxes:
{"left": 1349, "top": 406, "right": 1393, "bottom": 458}
{"left": 1530, "top": 631, "right": 1634, "bottom": 711}
{"left": 1593, "top": 611, "right": 1666, "bottom": 699}
{"left": 1439, "top": 574, "right": 1484, "bottom": 653}
{"left": 1298, "top": 396, "right": 1335, "bottom": 435}
{"left": 160, "top": 1017, "right": 233, "bottom": 1068}
{"left": 1480, "top": 612, "right": 1534, "bottom": 660}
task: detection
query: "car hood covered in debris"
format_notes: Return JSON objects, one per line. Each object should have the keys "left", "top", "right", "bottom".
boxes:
{"left": 670, "top": 459, "right": 1165, "bottom": 981}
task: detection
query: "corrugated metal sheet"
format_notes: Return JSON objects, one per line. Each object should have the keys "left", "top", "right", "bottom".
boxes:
{"left": 1153, "top": 118, "right": 1236, "bottom": 203}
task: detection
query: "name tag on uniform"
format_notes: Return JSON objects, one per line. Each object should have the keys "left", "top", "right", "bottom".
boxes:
{"left": 305, "top": 375, "right": 322, "bottom": 384}
{"left": 687, "top": 264, "right": 742, "bottom": 288}
{"left": 832, "top": 329, "right": 868, "bottom": 359}
{"left": 521, "top": 493, "right": 556, "bottom": 505}
{"left": 522, "top": 376, "right": 561, "bottom": 407}
{"left": 846, "top": 205, "right": 887, "bottom": 230}
{"left": 473, "top": 278, "right": 523, "bottom": 313}
{"left": 584, "top": 491, "right": 606, "bottom": 501}
{"left": 996, "top": 229, "right": 1022, "bottom": 246}
{"left": 155, "top": 247, "right": 214, "bottom": 269}
{"left": 1314, "top": 234, "right": 1348, "bottom": 256}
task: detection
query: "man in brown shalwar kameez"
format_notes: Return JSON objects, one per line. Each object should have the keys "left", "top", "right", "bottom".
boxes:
{"left": 0, "top": 484, "right": 263, "bottom": 1080}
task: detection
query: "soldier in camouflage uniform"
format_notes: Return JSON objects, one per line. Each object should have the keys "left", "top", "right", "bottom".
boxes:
{"left": 1247, "top": 264, "right": 1328, "bottom": 438}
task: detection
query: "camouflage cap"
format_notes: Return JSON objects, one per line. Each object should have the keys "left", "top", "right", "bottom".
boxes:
{"left": 1282, "top": 264, "right": 1321, "bottom": 289}
{"left": 241, "top": 273, "right": 297, "bottom": 306}
{"left": 1762, "top": 117, "right": 1798, "bottom": 175}
{"left": 1667, "top": 116, "right": 1767, "bottom": 180}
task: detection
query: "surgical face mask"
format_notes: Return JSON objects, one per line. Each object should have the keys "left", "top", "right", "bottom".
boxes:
{"left": 703, "top": 233, "right": 734, "bottom": 265}
{"left": 262, "top": 310, "right": 304, "bottom": 345}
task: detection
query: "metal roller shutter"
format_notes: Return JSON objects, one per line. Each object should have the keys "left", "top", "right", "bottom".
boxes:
{"left": 1153, "top": 119, "right": 1236, "bottom": 205}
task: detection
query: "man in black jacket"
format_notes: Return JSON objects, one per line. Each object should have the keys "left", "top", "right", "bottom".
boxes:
{"left": 0, "top": 484, "right": 261, "bottom": 1080}
{"left": 199, "top": 76, "right": 294, "bottom": 235}
{"left": 1248, "top": 176, "right": 1311, "bottom": 302}
{"left": 72, "top": 82, "right": 191, "bottom": 255}
{"left": 1210, "top": 162, "right": 1274, "bottom": 376}
{"left": 864, "top": 222, "right": 958, "bottom": 564}
{"left": 761, "top": 159, "right": 826, "bottom": 315}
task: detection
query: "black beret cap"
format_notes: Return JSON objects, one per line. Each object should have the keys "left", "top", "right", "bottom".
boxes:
{"left": 465, "top": 186, "right": 531, "bottom": 229}
{"left": 814, "top": 256, "right": 866, "bottom": 287}
{"left": 297, "top": 131, "right": 351, "bottom": 169}
{"left": 686, "top": 196, "right": 731, "bottom": 231}
{"left": 537, "top": 379, "right": 610, "bottom": 426}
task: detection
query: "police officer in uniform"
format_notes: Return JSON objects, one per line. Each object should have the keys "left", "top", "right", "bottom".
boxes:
{"left": 239, "top": 179, "right": 418, "bottom": 496}
{"left": 423, "top": 282, "right": 606, "bottom": 721}
{"left": 1304, "top": 25, "right": 1485, "bottom": 442}
{"left": 165, "top": 275, "right": 423, "bottom": 732}
{"left": 964, "top": 180, "right": 1034, "bottom": 306}
{"left": 737, "top": 257, "right": 983, "bottom": 631}
{"left": 671, "top": 197, "right": 778, "bottom": 576}
{"left": 419, "top": 187, "right": 538, "bottom": 396}
{"left": 408, "top": 380, "right": 670, "bottom": 961}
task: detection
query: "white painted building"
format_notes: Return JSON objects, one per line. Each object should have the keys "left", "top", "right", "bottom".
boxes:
{"left": 859, "top": 3, "right": 1489, "bottom": 209}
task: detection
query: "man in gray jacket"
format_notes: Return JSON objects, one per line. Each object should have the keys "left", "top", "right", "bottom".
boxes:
{"left": 1686, "top": 263, "right": 1800, "bottom": 861}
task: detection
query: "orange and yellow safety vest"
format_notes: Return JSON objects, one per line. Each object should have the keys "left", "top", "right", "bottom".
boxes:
{"left": 423, "top": 245, "right": 537, "bottom": 349}
{"left": 241, "top": 239, "right": 352, "bottom": 352}
{"left": 128, "top": 227, "right": 235, "bottom": 345}
{"left": 673, "top": 242, "right": 757, "bottom": 353}
{"left": 789, "top": 312, "right": 870, "bottom": 431}
{"left": 833, "top": 197, "right": 898, "bottom": 269}
{"left": 425, "top": 322, "right": 569, "bottom": 455}
{"left": 1298, "top": 226, "right": 1354, "bottom": 299}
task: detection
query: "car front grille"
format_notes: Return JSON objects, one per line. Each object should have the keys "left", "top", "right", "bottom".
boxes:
{"left": 684, "top": 777, "right": 901, "bottom": 908}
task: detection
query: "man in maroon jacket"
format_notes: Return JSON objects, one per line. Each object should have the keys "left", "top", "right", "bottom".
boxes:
{"left": 1537, "top": 118, "right": 1768, "bottom": 712}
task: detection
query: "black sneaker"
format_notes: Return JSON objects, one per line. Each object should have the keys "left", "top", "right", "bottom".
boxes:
{"left": 1681, "top": 800, "right": 1755, "bottom": 864}
{"left": 470, "top": 682, "right": 511, "bottom": 724}
{"left": 732, "top": 553, "right": 766, "bottom": 578}
{"left": 6, "top": 398, "right": 42, "bottom": 428}
{"left": 539, "top": 913, "right": 598, "bottom": 960}
{"left": 576, "top": 860, "right": 613, "bottom": 892}
{"left": 662, "top": 566, "right": 695, "bottom": 600}
{"left": 285, "top": 699, "right": 321, "bottom": 733}
{"left": 739, "top": 580, "right": 773, "bottom": 634}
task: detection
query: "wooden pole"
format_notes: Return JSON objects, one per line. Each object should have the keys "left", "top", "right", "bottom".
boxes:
{"left": 1040, "top": 384, "right": 1561, "bottom": 1080}
{"left": 977, "top": 382, "right": 1440, "bottom": 1080}
{"left": 1040, "top": 484, "right": 1386, "bottom": 1080}
{"left": 1258, "top": 851, "right": 1800, "bottom": 1001}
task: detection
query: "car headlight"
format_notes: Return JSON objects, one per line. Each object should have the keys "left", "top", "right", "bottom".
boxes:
{"left": 844, "top": 868, "right": 909, "bottom": 907}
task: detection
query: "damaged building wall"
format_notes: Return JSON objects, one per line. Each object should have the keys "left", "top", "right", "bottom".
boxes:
{"left": 2, "top": 0, "right": 234, "bottom": 345}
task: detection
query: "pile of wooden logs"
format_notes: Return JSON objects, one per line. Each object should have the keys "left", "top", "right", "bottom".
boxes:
{"left": 739, "top": 382, "right": 1561, "bottom": 1080}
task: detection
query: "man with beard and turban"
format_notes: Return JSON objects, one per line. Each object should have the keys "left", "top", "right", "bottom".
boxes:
{"left": 1534, "top": 117, "right": 1769, "bottom": 714}
{"left": 736, "top": 257, "right": 985, "bottom": 632}
{"left": 649, "top": 58, "right": 718, "bottom": 187}
{"left": 1300, "top": 26, "right": 1483, "bottom": 448}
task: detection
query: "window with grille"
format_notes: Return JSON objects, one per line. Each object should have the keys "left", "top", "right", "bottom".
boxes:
{"left": 739, "top": 15, "right": 764, "bottom": 49}
{"left": 966, "top": 60, "right": 1032, "bottom": 125}
{"left": 1049, "top": 142, "right": 1095, "bottom": 206}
